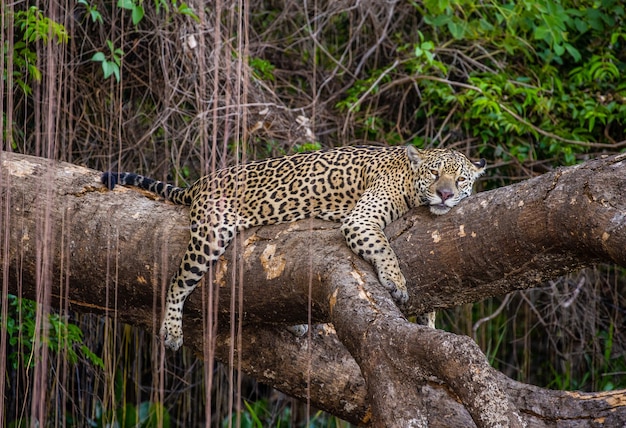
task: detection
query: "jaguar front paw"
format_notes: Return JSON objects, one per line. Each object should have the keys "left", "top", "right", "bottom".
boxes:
{"left": 160, "top": 318, "right": 183, "bottom": 351}
{"left": 390, "top": 286, "right": 409, "bottom": 305}
{"left": 378, "top": 271, "right": 409, "bottom": 305}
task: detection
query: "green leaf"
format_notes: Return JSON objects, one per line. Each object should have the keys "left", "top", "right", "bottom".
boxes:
{"left": 177, "top": 3, "right": 200, "bottom": 22}
{"left": 102, "top": 61, "right": 114, "bottom": 79}
{"left": 553, "top": 43, "right": 565, "bottom": 56}
{"left": 533, "top": 26, "right": 550, "bottom": 41}
{"left": 131, "top": 5, "right": 145, "bottom": 25}
{"left": 91, "top": 52, "right": 105, "bottom": 62}
{"left": 479, "top": 18, "right": 494, "bottom": 32}
{"left": 113, "top": 66, "right": 120, "bottom": 82}
{"left": 423, "top": 14, "right": 450, "bottom": 28}
{"left": 573, "top": 17, "right": 588, "bottom": 33}
{"left": 564, "top": 43, "right": 581, "bottom": 62}
{"left": 447, "top": 20, "right": 466, "bottom": 39}
{"left": 424, "top": 0, "right": 448, "bottom": 15}
{"left": 117, "top": 0, "right": 134, "bottom": 10}
{"left": 92, "top": 11, "right": 102, "bottom": 23}
{"left": 243, "top": 400, "right": 264, "bottom": 428}
{"left": 585, "top": 8, "right": 604, "bottom": 31}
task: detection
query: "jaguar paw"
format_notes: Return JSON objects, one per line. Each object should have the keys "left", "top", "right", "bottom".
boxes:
{"left": 378, "top": 271, "right": 409, "bottom": 304}
{"left": 160, "top": 320, "right": 183, "bottom": 351}
{"left": 390, "top": 286, "right": 409, "bottom": 305}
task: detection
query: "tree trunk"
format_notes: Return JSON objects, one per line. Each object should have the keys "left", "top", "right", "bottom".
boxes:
{"left": 1, "top": 151, "right": 625, "bottom": 426}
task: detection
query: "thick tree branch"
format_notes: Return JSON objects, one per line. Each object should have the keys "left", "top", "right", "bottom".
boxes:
{"left": 388, "top": 154, "right": 626, "bottom": 314}
{"left": 1, "top": 151, "right": 625, "bottom": 426}
{"left": 328, "top": 262, "right": 524, "bottom": 427}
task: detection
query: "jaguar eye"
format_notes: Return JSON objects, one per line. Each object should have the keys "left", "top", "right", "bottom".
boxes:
{"left": 457, "top": 176, "right": 466, "bottom": 183}
{"left": 430, "top": 169, "right": 439, "bottom": 177}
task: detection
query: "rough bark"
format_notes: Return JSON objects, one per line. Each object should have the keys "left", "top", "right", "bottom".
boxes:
{"left": 1, "top": 151, "right": 625, "bottom": 426}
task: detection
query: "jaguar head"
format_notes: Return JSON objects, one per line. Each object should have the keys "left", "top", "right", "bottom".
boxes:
{"left": 407, "top": 146, "right": 486, "bottom": 215}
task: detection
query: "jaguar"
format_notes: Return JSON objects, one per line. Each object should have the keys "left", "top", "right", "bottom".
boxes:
{"left": 102, "top": 145, "right": 485, "bottom": 350}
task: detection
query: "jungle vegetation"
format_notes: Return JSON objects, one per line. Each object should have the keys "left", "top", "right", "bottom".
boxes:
{"left": 2, "top": 0, "right": 625, "bottom": 426}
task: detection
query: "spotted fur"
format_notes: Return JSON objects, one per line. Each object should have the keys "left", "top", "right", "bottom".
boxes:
{"left": 102, "top": 145, "right": 485, "bottom": 350}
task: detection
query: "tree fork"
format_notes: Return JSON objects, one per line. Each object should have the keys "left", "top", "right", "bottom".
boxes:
{"left": 1, "top": 151, "right": 625, "bottom": 426}
{"left": 328, "top": 265, "right": 524, "bottom": 427}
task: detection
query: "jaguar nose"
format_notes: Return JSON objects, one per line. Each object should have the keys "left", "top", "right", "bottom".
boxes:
{"left": 437, "top": 189, "right": 454, "bottom": 202}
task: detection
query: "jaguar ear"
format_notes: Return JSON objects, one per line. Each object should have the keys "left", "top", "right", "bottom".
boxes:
{"left": 406, "top": 145, "right": 424, "bottom": 168}
{"left": 472, "top": 158, "right": 487, "bottom": 176}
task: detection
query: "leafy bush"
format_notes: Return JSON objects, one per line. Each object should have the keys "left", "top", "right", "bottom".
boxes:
{"left": 3, "top": 6, "right": 67, "bottom": 95}
{"left": 3, "top": 294, "right": 103, "bottom": 370}
{"left": 333, "top": 0, "right": 625, "bottom": 172}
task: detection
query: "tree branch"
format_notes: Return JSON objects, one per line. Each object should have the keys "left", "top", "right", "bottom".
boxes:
{"left": 1, "top": 151, "right": 625, "bottom": 426}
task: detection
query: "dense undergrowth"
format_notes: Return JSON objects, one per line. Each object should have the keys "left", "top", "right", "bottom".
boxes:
{"left": 2, "top": 0, "right": 626, "bottom": 426}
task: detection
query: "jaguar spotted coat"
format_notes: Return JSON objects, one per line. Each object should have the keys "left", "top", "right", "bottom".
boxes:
{"left": 102, "top": 145, "right": 486, "bottom": 350}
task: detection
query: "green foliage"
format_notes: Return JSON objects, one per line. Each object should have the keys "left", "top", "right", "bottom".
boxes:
{"left": 250, "top": 56, "right": 276, "bottom": 82}
{"left": 2, "top": 5, "right": 67, "bottom": 149}
{"left": 117, "top": 0, "right": 145, "bottom": 26}
{"left": 85, "top": 0, "right": 199, "bottom": 83}
{"left": 78, "top": 0, "right": 104, "bottom": 24}
{"left": 117, "top": 0, "right": 199, "bottom": 24}
{"left": 3, "top": 6, "right": 68, "bottom": 95}
{"left": 15, "top": 6, "right": 68, "bottom": 45}
{"left": 152, "top": 0, "right": 199, "bottom": 21}
{"left": 593, "top": 323, "right": 626, "bottom": 391}
{"left": 222, "top": 399, "right": 351, "bottom": 428}
{"left": 336, "top": 68, "right": 391, "bottom": 114}
{"left": 91, "top": 400, "right": 171, "bottom": 428}
{"left": 404, "top": 31, "right": 448, "bottom": 76}
{"left": 87, "top": 370, "right": 171, "bottom": 428}
{"left": 448, "top": 0, "right": 626, "bottom": 160}
{"left": 336, "top": 0, "right": 626, "bottom": 168}
{"left": 2, "top": 294, "right": 104, "bottom": 370}
{"left": 420, "top": 0, "right": 586, "bottom": 63}
{"left": 171, "top": 0, "right": 199, "bottom": 22}
{"left": 544, "top": 345, "right": 626, "bottom": 392}
{"left": 294, "top": 141, "right": 322, "bottom": 152}
{"left": 442, "top": 287, "right": 626, "bottom": 393}
{"left": 91, "top": 40, "right": 125, "bottom": 82}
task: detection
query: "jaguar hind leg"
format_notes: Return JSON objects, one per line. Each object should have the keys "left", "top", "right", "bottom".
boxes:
{"left": 160, "top": 208, "right": 236, "bottom": 350}
{"left": 159, "top": 241, "right": 210, "bottom": 351}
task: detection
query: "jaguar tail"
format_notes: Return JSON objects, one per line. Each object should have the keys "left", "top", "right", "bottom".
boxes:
{"left": 101, "top": 172, "right": 192, "bottom": 206}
